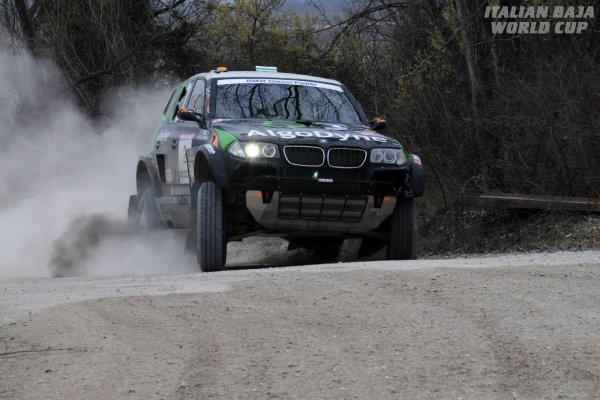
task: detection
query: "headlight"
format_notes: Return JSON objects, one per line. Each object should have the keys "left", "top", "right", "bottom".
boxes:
{"left": 227, "top": 141, "right": 280, "bottom": 159}
{"left": 369, "top": 148, "right": 407, "bottom": 166}
{"left": 262, "top": 144, "right": 277, "bottom": 158}
{"left": 245, "top": 143, "right": 260, "bottom": 157}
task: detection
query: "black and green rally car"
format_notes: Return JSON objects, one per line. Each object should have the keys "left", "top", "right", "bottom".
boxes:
{"left": 128, "top": 67, "right": 425, "bottom": 272}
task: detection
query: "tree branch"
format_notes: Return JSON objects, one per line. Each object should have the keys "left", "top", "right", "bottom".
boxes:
{"left": 65, "top": 31, "right": 172, "bottom": 90}
{"left": 153, "top": 0, "right": 186, "bottom": 18}
{"left": 14, "top": 0, "right": 36, "bottom": 53}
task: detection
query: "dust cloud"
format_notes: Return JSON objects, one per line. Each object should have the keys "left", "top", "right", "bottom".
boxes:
{"left": 48, "top": 214, "right": 130, "bottom": 277}
{"left": 0, "top": 45, "right": 196, "bottom": 279}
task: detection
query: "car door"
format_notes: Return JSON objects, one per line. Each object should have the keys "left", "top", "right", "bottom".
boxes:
{"left": 177, "top": 78, "right": 208, "bottom": 185}
{"left": 160, "top": 80, "right": 198, "bottom": 185}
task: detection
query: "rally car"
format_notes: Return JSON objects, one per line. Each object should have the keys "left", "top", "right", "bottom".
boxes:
{"left": 128, "top": 67, "right": 425, "bottom": 272}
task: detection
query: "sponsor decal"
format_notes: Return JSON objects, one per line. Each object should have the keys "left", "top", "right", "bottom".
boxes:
{"left": 217, "top": 78, "right": 344, "bottom": 92}
{"left": 180, "top": 133, "right": 195, "bottom": 140}
{"left": 204, "top": 144, "right": 216, "bottom": 154}
{"left": 485, "top": 6, "right": 594, "bottom": 34}
{"left": 246, "top": 128, "right": 389, "bottom": 142}
{"left": 157, "top": 129, "right": 170, "bottom": 142}
{"left": 205, "top": 86, "right": 211, "bottom": 114}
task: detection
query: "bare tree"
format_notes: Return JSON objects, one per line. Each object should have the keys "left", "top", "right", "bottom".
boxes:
{"left": 0, "top": 0, "right": 217, "bottom": 114}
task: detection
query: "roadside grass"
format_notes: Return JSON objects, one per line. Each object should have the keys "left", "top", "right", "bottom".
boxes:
{"left": 418, "top": 207, "right": 600, "bottom": 258}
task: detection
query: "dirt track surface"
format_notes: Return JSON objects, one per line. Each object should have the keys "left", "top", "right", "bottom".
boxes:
{"left": 2, "top": 250, "right": 600, "bottom": 399}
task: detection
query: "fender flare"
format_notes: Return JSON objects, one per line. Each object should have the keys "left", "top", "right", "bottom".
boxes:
{"left": 409, "top": 154, "right": 425, "bottom": 198}
{"left": 136, "top": 155, "right": 163, "bottom": 197}
{"left": 193, "top": 145, "right": 229, "bottom": 188}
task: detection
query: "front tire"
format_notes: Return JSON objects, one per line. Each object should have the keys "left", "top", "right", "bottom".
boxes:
{"left": 387, "top": 198, "right": 417, "bottom": 260}
{"left": 196, "top": 181, "right": 227, "bottom": 272}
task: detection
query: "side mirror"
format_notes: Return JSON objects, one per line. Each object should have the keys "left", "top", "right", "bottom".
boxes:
{"left": 177, "top": 108, "right": 206, "bottom": 127}
{"left": 369, "top": 117, "right": 387, "bottom": 131}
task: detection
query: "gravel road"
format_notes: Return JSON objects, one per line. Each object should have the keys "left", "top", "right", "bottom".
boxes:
{"left": 2, "top": 247, "right": 600, "bottom": 399}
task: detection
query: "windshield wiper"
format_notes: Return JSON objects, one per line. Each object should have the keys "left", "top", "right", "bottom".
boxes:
{"left": 294, "top": 119, "right": 314, "bottom": 126}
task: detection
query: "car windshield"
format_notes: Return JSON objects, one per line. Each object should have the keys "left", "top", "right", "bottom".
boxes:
{"left": 214, "top": 79, "right": 363, "bottom": 124}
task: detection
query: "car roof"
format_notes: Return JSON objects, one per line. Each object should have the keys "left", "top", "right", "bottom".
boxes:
{"left": 189, "top": 70, "right": 343, "bottom": 86}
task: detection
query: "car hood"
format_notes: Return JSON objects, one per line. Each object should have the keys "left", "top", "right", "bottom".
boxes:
{"left": 211, "top": 119, "right": 401, "bottom": 148}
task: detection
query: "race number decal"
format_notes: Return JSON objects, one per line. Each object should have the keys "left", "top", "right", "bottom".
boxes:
{"left": 178, "top": 134, "right": 195, "bottom": 184}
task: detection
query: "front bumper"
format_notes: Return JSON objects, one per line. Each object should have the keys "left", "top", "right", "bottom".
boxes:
{"left": 221, "top": 152, "right": 412, "bottom": 197}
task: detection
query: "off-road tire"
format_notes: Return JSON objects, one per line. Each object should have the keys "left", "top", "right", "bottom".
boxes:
{"left": 196, "top": 181, "right": 227, "bottom": 272}
{"left": 135, "top": 189, "right": 163, "bottom": 233}
{"left": 387, "top": 198, "right": 417, "bottom": 260}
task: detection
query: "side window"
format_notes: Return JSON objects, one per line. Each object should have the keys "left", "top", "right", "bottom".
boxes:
{"left": 163, "top": 89, "right": 177, "bottom": 116}
{"left": 170, "top": 81, "right": 195, "bottom": 122}
{"left": 187, "top": 79, "right": 206, "bottom": 115}
{"left": 173, "top": 86, "right": 188, "bottom": 120}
